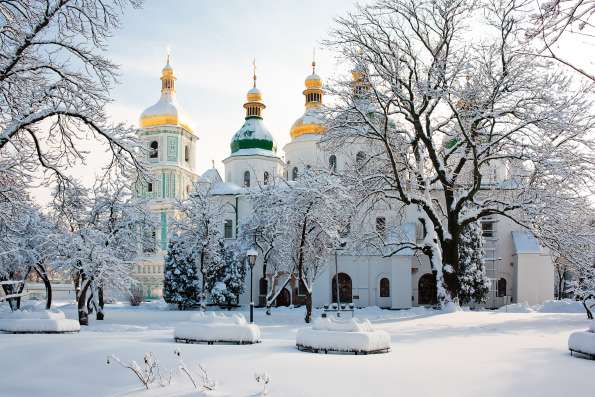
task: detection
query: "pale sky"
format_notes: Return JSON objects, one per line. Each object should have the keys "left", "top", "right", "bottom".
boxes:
{"left": 106, "top": 0, "right": 358, "bottom": 175}
{"left": 30, "top": 0, "right": 593, "bottom": 204}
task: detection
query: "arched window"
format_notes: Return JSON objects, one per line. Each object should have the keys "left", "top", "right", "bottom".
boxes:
{"left": 292, "top": 167, "right": 298, "bottom": 181}
{"left": 147, "top": 182, "right": 153, "bottom": 192}
{"left": 149, "top": 141, "right": 159, "bottom": 159}
{"left": 263, "top": 171, "right": 270, "bottom": 185}
{"left": 332, "top": 273, "right": 353, "bottom": 303}
{"left": 184, "top": 146, "right": 190, "bottom": 162}
{"left": 243, "top": 171, "right": 251, "bottom": 187}
{"left": 329, "top": 154, "right": 337, "bottom": 172}
{"left": 356, "top": 151, "right": 366, "bottom": 167}
{"left": 418, "top": 273, "right": 438, "bottom": 305}
{"left": 259, "top": 278, "right": 268, "bottom": 295}
{"left": 497, "top": 278, "right": 507, "bottom": 297}
{"left": 224, "top": 219, "right": 233, "bottom": 239}
{"left": 186, "top": 184, "right": 191, "bottom": 194}
{"left": 379, "top": 278, "right": 390, "bottom": 297}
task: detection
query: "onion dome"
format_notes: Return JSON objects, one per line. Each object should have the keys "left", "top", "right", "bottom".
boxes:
{"left": 230, "top": 62, "right": 276, "bottom": 155}
{"left": 139, "top": 55, "right": 194, "bottom": 132}
{"left": 289, "top": 60, "right": 326, "bottom": 140}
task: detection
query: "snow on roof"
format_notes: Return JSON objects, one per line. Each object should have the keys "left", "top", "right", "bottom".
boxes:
{"left": 200, "top": 168, "right": 222, "bottom": 184}
{"left": 210, "top": 182, "right": 244, "bottom": 196}
{"left": 233, "top": 117, "right": 274, "bottom": 142}
{"left": 512, "top": 231, "right": 542, "bottom": 254}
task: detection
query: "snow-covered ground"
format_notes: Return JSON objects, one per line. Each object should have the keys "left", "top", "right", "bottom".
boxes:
{"left": 0, "top": 301, "right": 592, "bottom": 397}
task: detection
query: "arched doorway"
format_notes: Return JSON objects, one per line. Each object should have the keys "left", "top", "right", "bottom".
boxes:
{"left": 332, "top": 273, "right": 353, "bottom": 304}
{"left": 275, "top": 288, "right": 291, "bottom": 307}
{"left": 418, "top": 273, "right": 438, "bottom": 305}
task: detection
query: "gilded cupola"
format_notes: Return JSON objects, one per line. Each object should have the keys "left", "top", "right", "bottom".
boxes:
{"left": 139, "top": 54, "right": 194, "bottom": 133}
{"left": 289, "top": 58, "right": 326, "bottom": 140}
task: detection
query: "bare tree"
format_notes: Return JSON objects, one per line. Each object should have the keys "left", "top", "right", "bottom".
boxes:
{"left": 0, "top": 0, "right": 148, "bottom": 201}
{"left": 324, "top": 0, "right": 595, "bottom": 303}
{"left": 53, "top": 178, "right": 154, "bottom": 324}
{"left": 249, "top": 172, "right": 355, "bottom": 323}
{"left": 526, "top": 0, "right": 595, "bottom": 81}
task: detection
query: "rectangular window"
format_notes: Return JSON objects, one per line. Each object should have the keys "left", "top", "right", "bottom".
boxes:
{"left": 376, "top": 216, "right": 386, "bottom": 237}
{"left": 481, "top": 221, "right": 495, "bottom": 238}
{"left": 147, "top": 182, "right": 153, "bottom": 192}
{"left": 224, "top": 219, "right": 233, "bottom": 239}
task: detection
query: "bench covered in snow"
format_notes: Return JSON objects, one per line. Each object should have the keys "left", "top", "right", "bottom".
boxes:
{"left": 296, "top": 317, "right": 390, "bottom": 355}
{"left": 0, "top": 310, "right": 80, "bottom": 334}
{"left": 568, "top": 321, "right": 595, "bottom": 360}
{"left": 174, "top": 312, "right": 261, "bottom": 345}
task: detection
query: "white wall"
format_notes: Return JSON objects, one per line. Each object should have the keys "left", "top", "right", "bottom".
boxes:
{"left": 514, "top": 253, "right": 554, "bottom": 305}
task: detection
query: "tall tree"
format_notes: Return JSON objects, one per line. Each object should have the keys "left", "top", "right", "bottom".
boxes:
{"left": 324, "top": 0, "right": 595, "bottom": 304}
{"left": 172, "top": 184, "right": 226, "bottom": 309}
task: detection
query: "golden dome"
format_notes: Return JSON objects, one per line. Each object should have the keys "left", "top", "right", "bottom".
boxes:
{"left": 290, "top": 60, "right": 326, "bottom": 140}
{"left": 139, "top": 55, "right": 194, "bottom": 132}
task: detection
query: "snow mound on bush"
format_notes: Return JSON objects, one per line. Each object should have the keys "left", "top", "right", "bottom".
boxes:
{"left": 297, "top": 317, "right": 390, "bottom": 353}
{"left": 190, "top": 311, "right": 246, "bottom": 325}
{"left": 175, "top": 312, "right": 260, "bottom": 343}
{"left": 0, "top": 310, "right": 80, "bottom": 333}
{"left": 568, "top": 330, "right": 595, "bottom": 356}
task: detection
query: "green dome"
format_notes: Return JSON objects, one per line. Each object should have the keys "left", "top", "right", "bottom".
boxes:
{"left": 230, "top": 117, "right": 276, "bottom": 154}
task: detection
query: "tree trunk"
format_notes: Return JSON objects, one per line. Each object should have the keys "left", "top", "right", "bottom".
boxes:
{"left": 304, "top": 291, "right": 313, "bottom": 323}
{"left": 441, "top": 239, "right": 461, "bottom": 301}
{"left": 78, "top": 277, "right": 91, "bottom": 326}
{"left": 34, "top": 264, "right": 52, "bottom": 309}
{"left": 583, "top": 296, "right": 594, "bottom": 320}
{"left": 96, "top": 286, "right": 104, "bottom": 320}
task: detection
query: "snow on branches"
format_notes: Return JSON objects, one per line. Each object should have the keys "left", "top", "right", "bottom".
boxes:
{"left": 323, "top": 0, "right": 595, "bottom": 304}
{"left": 52, "top": 178, "right": 154, "bottom": 324}
{"left": 245, "top": 171, "right": 356, "bottom": 322}
{"left": 0, "top": 0, "right": 149, "bottom": 201}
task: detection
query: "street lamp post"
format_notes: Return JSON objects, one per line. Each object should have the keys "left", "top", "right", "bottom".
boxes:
{"left": 246, "top": 248, "right": 258, "bottom": 324}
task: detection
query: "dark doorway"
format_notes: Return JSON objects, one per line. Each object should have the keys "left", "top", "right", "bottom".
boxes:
{"left": 418, "top": 273, "right": 438, "bottom": 305}
{"left": 275, "top": 288, "right": 291, "bottom": 307}
{"left": 332, "top": 273, "right": 353, "bottom": 304}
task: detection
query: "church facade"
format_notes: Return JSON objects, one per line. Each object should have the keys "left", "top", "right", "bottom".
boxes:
{"left": 133, "top": 57, "right": 555, "bottom": 309}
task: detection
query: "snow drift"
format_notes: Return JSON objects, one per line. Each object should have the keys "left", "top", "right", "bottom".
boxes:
{"left": 0, "top": 310, "right": 80, "bottom": 333}
{"left": 174, "top": 312, "right": 260, "bottom": 344}
{"left": 296, "top": 317, "right": 390, "bottom": 354}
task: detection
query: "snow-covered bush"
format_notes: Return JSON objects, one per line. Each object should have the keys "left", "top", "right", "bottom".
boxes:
{"left": 0, "top": 309, "right": 80, "bottom": 333}
{"left": 297, "top": 317, "right": 390, "bottom": 353}
{"left": 457, "top": 222, "right": 490, "bottom": 304}
{"left": 163, "top": 238, "right": 201, "bottom": 310}
{"left": 175, "top": 313, "right": 261, "bottom": 344}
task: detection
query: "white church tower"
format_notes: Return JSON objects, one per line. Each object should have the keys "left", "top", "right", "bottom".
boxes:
{"left": 134, "top": 56, "right": 199, "bottom": 298}
{"left": 223, "top": 63, "right": 284, "bottom": 187}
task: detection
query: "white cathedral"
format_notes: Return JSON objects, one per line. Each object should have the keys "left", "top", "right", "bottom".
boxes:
{"left": 132, "top": 57, "right": 554, "bottom": 310}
